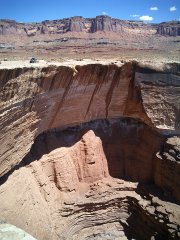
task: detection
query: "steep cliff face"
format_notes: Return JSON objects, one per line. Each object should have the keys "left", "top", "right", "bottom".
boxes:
{"left": 0, "top": 15, "right": 159, "bottom": 37}
{"left": 90, "top": 15, "right": 124, "bottom": 32}
{"left": 155, "top": 136, "right": 180, "bottom": 200}
{"left": 1, "top": 60, "right": 179, "bottom": 177}
{"left": 0, "top": 60, "right": 180, "bottom": 239}
{"left": 0, "top": 16, "right": 144, "bottom": 36}
{"left": 1, "top": 17, "right": 179, "bottom": 37}
{"left": 0, "top": 19, "right": 18, "bottom": 35}
{"left": 157, "top": 21, "right": 180, "bottom": 36}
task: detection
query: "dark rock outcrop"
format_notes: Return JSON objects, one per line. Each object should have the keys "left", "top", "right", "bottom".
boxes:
{"left": 0, "top": 19, "right": 17, "bottom": 35}
{"left": 157, "top": 21, "right": 180, "bottom": 36}
{"left": 155, "top": 137, "right": 180, "bottom": 201}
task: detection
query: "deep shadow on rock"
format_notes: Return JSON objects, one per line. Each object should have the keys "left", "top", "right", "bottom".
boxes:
{"left": 0, "top": 117, "right": 162, "bottom": 183}
{"left": 1, "top": 117, "right": 179, "bottom": 202}
{"left": 0, "top": 118, "right": 179, "bottom": 240}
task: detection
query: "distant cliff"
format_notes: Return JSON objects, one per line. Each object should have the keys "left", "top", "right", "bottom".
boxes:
{"left": 0, "top": 16, "right": 179, "bottom": 38}
{"left": 1, "top": 15, "right": 178, "bottom": 37}
{"left": 157, "top": 21, "right": 180, "bottom": 36}
{"left": 0, "top": 16, "right": 135, "bottom": 36}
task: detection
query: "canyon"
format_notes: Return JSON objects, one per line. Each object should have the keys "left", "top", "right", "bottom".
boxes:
{"left": 0, "top": 59, "right": 180, "bottom": 239}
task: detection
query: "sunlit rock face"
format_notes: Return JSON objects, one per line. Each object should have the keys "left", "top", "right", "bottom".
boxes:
{"left": 0, "top": 60, "right": 180, "bottom": 240}
{"left": 0, "top": 17, "right": 179, "bottom": 37}
{"left": 0, "top": 61, "right": 179, "bottom": 177}
{"left": 157, "top": 21, "right": 180, "bottom": 36}
{"left": 0, "top": 16, "right": 148, "bottom": 36}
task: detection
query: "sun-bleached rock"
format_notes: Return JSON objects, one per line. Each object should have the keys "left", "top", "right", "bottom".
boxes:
{"left": 0, "top": 222, "right": 37, "bottom": 240}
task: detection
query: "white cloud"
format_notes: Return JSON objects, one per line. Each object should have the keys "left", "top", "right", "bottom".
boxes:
{"left": 170, "top": 6, "right": 177, "bottom": 12}
{"left": 130, "top": 14, "right": 140, "bottom": 18}
{"left": 102, "top": 12, "right": 108, "bottom": 15}
{"left": 139, "top": 15, "right": 154, "bottom": 21}
{"left": 150, "top": 7, "right": 158, "bottom": 11}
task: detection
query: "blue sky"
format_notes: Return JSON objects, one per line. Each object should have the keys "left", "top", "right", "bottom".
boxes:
{"left": 0, "top": 0, "right": 179, "bottom": 23}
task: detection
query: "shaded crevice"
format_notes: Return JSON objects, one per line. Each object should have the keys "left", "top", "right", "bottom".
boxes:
{"left": 121, "top": 196, "right": 174, "bottom": 240}
{"left": 0, "top": 117, "right": 179, "bottom": 240}
{"left": 105, "top": 67, "right": 121, "bottom": 118}
{"left": 85, "top": 65, "right": 109, "bottom": 117}
{"left": 0, "top": 68, "right": 30, "bottom": 89}
{"left": 48, "top": 68, "right": 75, "bottom": 128}
{"left": 135, "top": 183, "right": 179, "bottom": 205}
{"left": 0, "top": 117, "right": 165, "bottom": 187}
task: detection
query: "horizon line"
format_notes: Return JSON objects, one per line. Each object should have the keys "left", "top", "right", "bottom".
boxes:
{"left": 0, "top": 15, "right": 179, "bottom": 24}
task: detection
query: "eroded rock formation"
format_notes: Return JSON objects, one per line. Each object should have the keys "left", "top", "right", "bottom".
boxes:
{"left": 155, "top": 136, "right": 180, "bottom": 201}
{"left": 1, "top": 16, "right": 179, "bottom": 37}
{"left": 0, "top": 60, "right": 180, "bottom": 239}
{"left": 0, "top": 16, "right": 148, "bottom": 36}
{"left": 157, "top": 21, "right": 180, "bottom": 37}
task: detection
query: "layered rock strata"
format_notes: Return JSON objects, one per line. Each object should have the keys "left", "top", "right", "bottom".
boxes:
{"left": 155, "top": 136, "right": 180, "bottom": 201}
{"left": 157, "top": 21, "right": 180, "bottom": 37}
{"left": 0, "top": 60, "right": 179, "bottom": 177}
{"left": 0, "top": 60, "right": 180, "bottom": 239}
{"left": 1, "top": 16, "right": 179, "bottom": 37}
{"left": 0, "top": 16, "right": 149, "bottom": 36}
{"left": 0, "top": 126, "right": 179, "bottom": 240}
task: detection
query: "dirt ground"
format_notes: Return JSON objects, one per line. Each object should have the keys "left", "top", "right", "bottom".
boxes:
{"left": 0, "top": 33, "right": 180, "bottom": 62}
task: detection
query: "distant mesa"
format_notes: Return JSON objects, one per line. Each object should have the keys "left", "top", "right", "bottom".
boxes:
{"left": 0, "top": 16, "right": 180, "bottom": 36}
{"left": 157, "top": 21, "right": 180, "bottom": 37}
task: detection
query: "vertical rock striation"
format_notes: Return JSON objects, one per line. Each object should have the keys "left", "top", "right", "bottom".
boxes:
{"left": 1, "top": 16, "right": 179, "bottom": 36}
{"left": 157, "top": 21, "right": 180, "bottom": 36}
{"left": 0, "top": 60, "right": 179, "bottom": 177}
{"left": 0, "top": 60, "right": 180, "bottom": 239}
